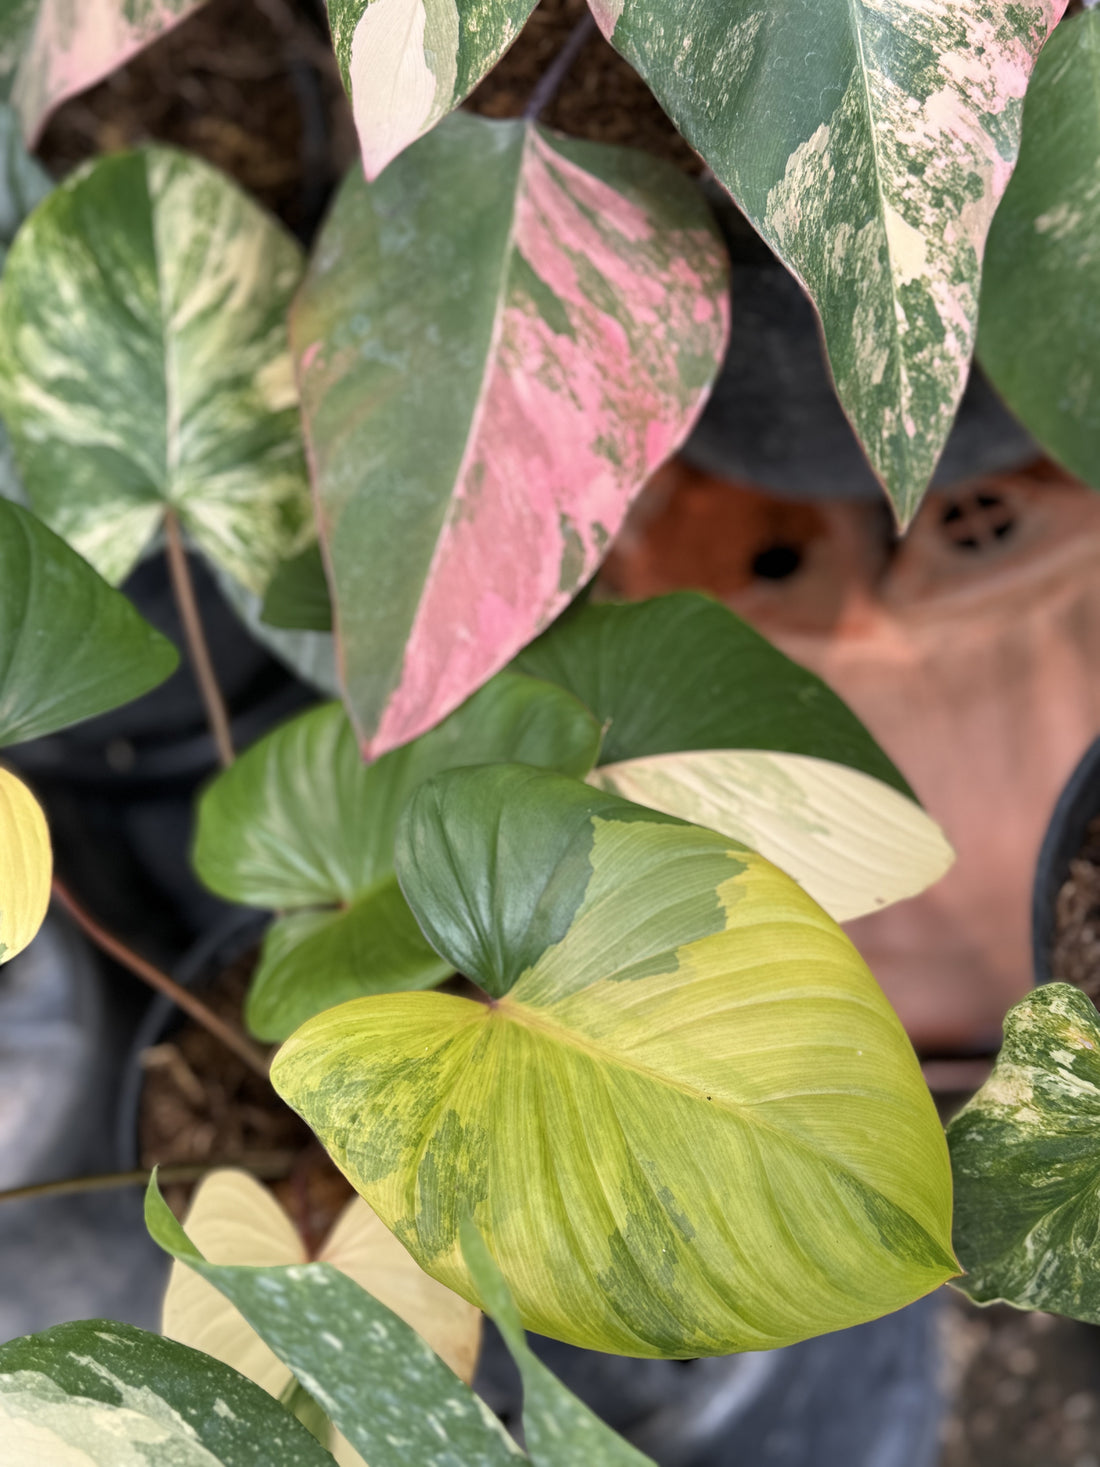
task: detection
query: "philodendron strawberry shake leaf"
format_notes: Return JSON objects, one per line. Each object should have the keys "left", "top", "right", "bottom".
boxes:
{"left": 292, "top": 111, "right": 729, "bottom": 760}
{"left": 274, "top": 765, "right": 956, "bottom": 1357}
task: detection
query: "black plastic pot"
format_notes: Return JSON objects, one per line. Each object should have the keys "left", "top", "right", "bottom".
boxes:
{"left": 1032, "top": 734, "right": 1100, "bottom": 986}
{"left": 683, "top": 193, "right": 1037, "bottom": 502}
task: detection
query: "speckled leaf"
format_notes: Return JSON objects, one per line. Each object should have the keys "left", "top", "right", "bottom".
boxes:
{"left": 146, "top": 1176, "right": 522, "bottom": 1467}
{"left": 978, "top": 10, "right": 1100, "bottom": 490}
{"left": 0, "top": 1318, "right": 333, "bottom": 1465}
{"left": 0, "top": 764, "right": 50, "bottom": 963}
{"left": 324, "top": 0, "right": 538, "bottom": 179}
{"left": 0, "top": 0, "right": 209, "bottom": 144}
{"left": 0, "top": 499, "right": 178, "bottom": 747}
{"left": 273, "top": 764, "right": 956, "bottom": 1358}
{"left": 459, "top": 1221, "right": 655, "bottom": 1466}
{"left": 291, "top": 113, "right": 729, "bottom": 759}
{"left": 193, "top": 673, "right": 600, "bottom": 1040}
{"left": 592, "top": 0, "right": 1066, "bottom": 523}
{"left": 948, "top": 983, "right": 1100, "bottom": 1322}
{"left": 0, "top": 145, "right": 312, "bottom": 593}
{"left": 590, "top": 750, "right": 953, "bottom": 923}
{"left": 514, "top": 593, "right": 911, "bottom": 793}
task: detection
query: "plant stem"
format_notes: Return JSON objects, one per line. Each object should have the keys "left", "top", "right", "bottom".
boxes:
{"left": 163, "top": 509, "right": 235, "bottom": 768}
{"left": 51, "top": 877, "right": 270, "bottom": 1081}
{"left": 523, "top": 13, "right": 598, "bottom": 122}
{"left": 0, "top": 1154, "right": 297, "bottom": 1207}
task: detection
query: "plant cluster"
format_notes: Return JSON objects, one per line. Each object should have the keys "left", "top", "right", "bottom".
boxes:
{"left": 0, "top": 1, "right": 1098, "bottom": 1461}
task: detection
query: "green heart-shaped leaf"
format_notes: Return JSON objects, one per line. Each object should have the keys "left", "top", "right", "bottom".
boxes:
{"left": 291, "top": 112, "right": 728, "bottom": 759}
{"left": 273, "top": 764, "right": 956, "bottom": 1357}
{"left": 0, "top": 145, "right": 312, "bottom": 593}
{"left": 948, "top": 983, "right": 1100, "bottom": 1323}
{"left": 194, "top": 673, "right": 601, "bottom": 1039}
{"left": 0, "top": 1319, "right": 333, "bottom": 1465}
{"left": 978, "top": 9, "right": 1100, "bottom": 490}
{"left": 514, "top": 593, "right": 909, "bottom": 791}
{"left": 0, "top": 498, "right": 178, "bottom": 746}
{"left": 591, "top": 0, "right": 1065, "bottom": 523}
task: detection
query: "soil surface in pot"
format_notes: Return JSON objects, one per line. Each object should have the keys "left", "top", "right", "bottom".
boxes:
{"left": 138, "top": 950, "right": 352, "bottom": 1252}
{"left": 1050, "top": 814, "right": 1100, "bottom": 1001}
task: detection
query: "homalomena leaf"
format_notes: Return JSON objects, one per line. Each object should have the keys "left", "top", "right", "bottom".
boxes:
{"left": 591, "top": 0, "right": 1066, "bottom": 523}
{"left": 325, "top": 0, "right": 538, "bottom": 179}
{"left": 274, "top": 765, "right": 956, "bottom": 1357}
{"left": 948, "top": 983, "right": 1100, "bottom": 1322}
{"left": 146, "top": 1176, "right": 522, "bottom": 1467}
{"left": 0, "top": 145, "right": 311, "bottom": 592}
{"left": 978, "top": 9, "right": 1100, "bottom": 489}
{"left": 0, "top": 1318, "right": 333, "bottom": 1465}
{"left": 0, "top": 499, "right": 177, "bottom": 746}
{"left": 514, "top": 593, "right": 911, "bottom": 793}
{"left": 589, "top": 750, "right": 953, "bottom": 924}
{"left": 0, "top": 764, "right": 50, "bottom": 963}
{"left": 291, "top": 112, "right": 729, "bottom": 759}
{"left": 459, "top": 1220, "right": 656, "bottom": 1467}
{"left": 193, "top": 673, "right": 600, "bottom": 1040}
{"left": 0, "top": 0, "right": 208, "bottom": 144}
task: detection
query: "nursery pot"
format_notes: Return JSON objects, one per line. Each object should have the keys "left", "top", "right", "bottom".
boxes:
{"left": 1032, "top": 732, "right": 1100, "bottom": 988}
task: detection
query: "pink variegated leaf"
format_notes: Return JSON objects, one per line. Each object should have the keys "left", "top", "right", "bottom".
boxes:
{"left": 593, "top": 0, "right": 1068, "bottom": 525}
{"left": 0, "top": 0, "right": 209, "bottom": 143}
{"left": 291, "top": 113, "right": 729, "bottom": 761}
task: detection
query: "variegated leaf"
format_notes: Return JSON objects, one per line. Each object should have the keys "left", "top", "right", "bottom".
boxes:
{"left": 274, "top": 765, "right": 956, "bottom": 1358}
{"left": 978, "top": 8, "right": 1100, "bottom": 490}
{"left": 325, "top": 0, "right": 538, "bottom": 179}
{"left": 0, "top": 0, "right": 209, "bottom": 144}
{"left": 0, "top": 145, "right": 312, "bottom": 593}
{"left": 593, "top": 0, "right": 1066, "bottom": 523}
{"left": 291, "top": 112, "right": 729, "bottom": 759}
{"left": 589, "top": 750, "right": 953, "bottom": 924}
{"left": 0, "top": 764, "right": 50, "bottom": 964}
{"left": 948, "top": 984, "right": 1100, "bottom": 1323}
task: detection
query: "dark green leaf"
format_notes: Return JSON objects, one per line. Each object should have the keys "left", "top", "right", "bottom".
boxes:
{"left": 262, "top": 541, "right": 333, "bottom": 632}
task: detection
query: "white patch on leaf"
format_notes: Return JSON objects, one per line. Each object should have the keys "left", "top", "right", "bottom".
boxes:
{"left": 350, "top": 0, "right": 459, "bottom": 179}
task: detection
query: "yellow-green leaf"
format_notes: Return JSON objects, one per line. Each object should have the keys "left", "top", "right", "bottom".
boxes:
{"left": 0, "top": 764, "right": 50, "bottom": 963}
{"left": 589, "top": 750, "right": 953, "bottom": 923}
{"left": 273, "top": 765, "right": 956, "bottom": 1358}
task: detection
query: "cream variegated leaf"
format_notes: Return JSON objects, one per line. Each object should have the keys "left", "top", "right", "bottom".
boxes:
{"left": 0, "top": 764, "right": 49, "bottom": 963}
{"left": 949, "top": 984, "right": 1100, "bottom": 1323}
{"left": 594, "top": 0, "right": 1067, "bottom": 523}
{"left": 0, "top": 146, "right": 312, "bottom": 593}
{"left": 324, "top": 0, "right": 538, "bottom": 178}
{"left": 274, "top": 766, "right": 956, "bottom": 1358}
{"left": 0, "top": 0, "right": 209, "bottom": 143}
{"left": 589, "top": 750, "right": 953, "bottom": 923}
{"left": 162, "top": 1169, "right": 482, "bottom": 1465}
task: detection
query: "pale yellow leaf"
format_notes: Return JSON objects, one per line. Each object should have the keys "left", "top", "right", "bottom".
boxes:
{"left": 0, "top": 766, "right": 51, "bottom": 964}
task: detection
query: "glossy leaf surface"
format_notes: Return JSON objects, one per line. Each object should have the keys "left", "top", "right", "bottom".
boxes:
{"left": 949, "top": 984, "right": 1100, "bottom": 1322}
{"left": 274, "top": 765, "right": 956, "bottom": 1357}
{"left": 147, "top": 1177, "right": 522, "bottom": 1467}
{"left": 0, "top": 0, "right": 208, "bottom": 143}
{"left": 590, "top": 750, "right": 952, "bottom": 923}
{"left": 0, "top": 765, "right": 50, "bottom": 963}
{"left": 194, "top": 674, "right": 600, "bottom": 1039}
{"left": 292, "top": 113, "right": 728, "bottom": 759}
{"left": 0, "top": 146, "right": 311, "bottom": 592}
{"left": 460, "top": 1221, "right": 655, "bottom": 1467}
{"left": 0, "top": 1318, "right": 332, "bottom": 1465}
{"left": 593, "top": 0, "right": 1065, "bottom": 522}
{"left": 325, "top": 0, "right": 538, "bottom": 178}
{"left": 978, "top": 9, "right": 1100, "bottom": 489}
{"left": 0, "top": 499, "right": 178, "bottom": 746}
{"left": 515, "top": 594, "right": 910, "bottom": 793}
